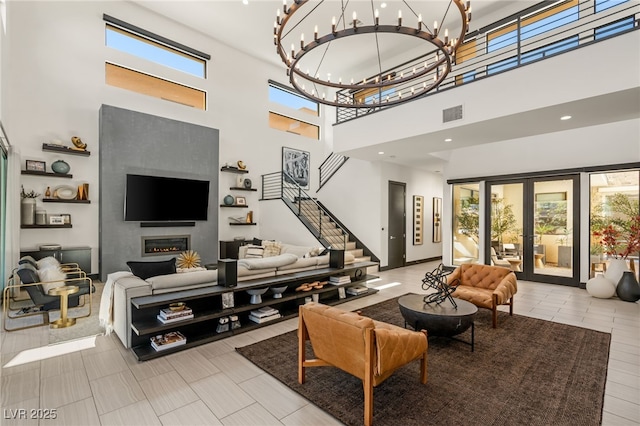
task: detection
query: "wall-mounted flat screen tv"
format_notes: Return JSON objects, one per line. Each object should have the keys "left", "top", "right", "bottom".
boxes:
{"left": 124, "top": 174, "right": 210, "bottom": 221}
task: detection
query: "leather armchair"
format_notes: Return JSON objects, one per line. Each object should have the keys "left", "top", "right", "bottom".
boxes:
{"left": 448, "top": 263, "right": 517, "bottom": 328}
{"left": 298, "top": 302, "right": 428, "bottom": 426}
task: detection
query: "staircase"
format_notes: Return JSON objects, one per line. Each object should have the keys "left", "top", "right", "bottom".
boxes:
{"left": 261, "top": 171, "right": 379, "bottom": 273}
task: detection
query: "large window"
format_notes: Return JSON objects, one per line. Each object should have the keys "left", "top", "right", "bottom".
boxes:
{"left": 104, "top": 15, "right": 209, "bottom": 110}
{"left": 452, "top": 183, "right": 481, "bottom": 265}
{"left": 269, "top": 82, "right": 319, "bottom": 116}
{"left": 268, "top": 112, "right": 319, "bottom": 140}
{"left": 589, "top": 170, "right": 640, "bottom": 273}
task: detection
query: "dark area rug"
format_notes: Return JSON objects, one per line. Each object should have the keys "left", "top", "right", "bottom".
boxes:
{"left": 236, "top": 295, "right": 611, "bottom": 426}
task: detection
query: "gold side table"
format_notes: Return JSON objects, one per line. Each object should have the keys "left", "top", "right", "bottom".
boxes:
{"left": 534, "top": 253, "right": 545, "bottom": 268}
{"left": 48, "top": 285, "right": 79, "bottom": 328}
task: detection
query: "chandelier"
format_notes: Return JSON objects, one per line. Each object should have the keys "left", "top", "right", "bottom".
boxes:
{"left": 274, "top": 0, "right": 472, "bottom": 108}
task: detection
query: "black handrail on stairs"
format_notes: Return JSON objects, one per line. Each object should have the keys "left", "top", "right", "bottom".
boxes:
{"left": 261, "top": 171, "right": 380, "bottom": 265}
{"left": 318, "top": 152, "right": 349, "bottom": 191}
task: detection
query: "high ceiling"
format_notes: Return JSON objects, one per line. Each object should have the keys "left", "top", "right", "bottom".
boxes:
{"left": 132, "top": 1, "right": 639, "bottom": 172}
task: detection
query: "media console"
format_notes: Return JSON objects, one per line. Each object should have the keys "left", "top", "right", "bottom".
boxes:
{"left": 129, "top": 261, "right": 378, "bottom": 361}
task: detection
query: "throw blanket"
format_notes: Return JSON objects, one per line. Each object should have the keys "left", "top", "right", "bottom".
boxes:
{"left": 99, "top": 271, "right": 133, "bottom": 335}
{"left": 238, "top": 253, "right": 298, "bottom": 270}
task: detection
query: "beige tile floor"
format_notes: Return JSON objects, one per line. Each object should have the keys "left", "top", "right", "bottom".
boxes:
{"left": 1, "top": 261, "right": 638, "bottom": 425}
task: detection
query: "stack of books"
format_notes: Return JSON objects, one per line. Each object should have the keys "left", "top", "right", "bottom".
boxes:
{"left": 329, "top": 275, "right": 351, "bottom": 285}
{"left": 346, "top": 285, "right": 369, "bottom": 296}
{"left": 150, "top": 331, "right": 187, "bottom": 351}
{"left": 157, "top": 306, "right": 194, "bottom": 324}
{"left": 249, "top": 307, "right": 281, "bottom": 324}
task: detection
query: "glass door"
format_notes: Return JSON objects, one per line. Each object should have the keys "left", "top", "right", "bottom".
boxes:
{"left": 487, "top": 176, "right": 579, "bottom": 286}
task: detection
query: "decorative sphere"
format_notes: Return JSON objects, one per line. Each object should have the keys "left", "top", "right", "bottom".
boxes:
{"left": 586, "top": 274, "right": 616, "bottom": 299}
{"left": 223, "top": 195, "right": 234, "bottom": 205}
{"left": 51, "top": 160, "right": 70, "bottom": 174}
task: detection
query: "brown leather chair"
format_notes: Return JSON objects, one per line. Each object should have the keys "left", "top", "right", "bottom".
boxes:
{"left": 298, "top": 302, "right": 428, "bottom": 426}
{"left": 447, "top": 263, "right": 517, "bottom": 328}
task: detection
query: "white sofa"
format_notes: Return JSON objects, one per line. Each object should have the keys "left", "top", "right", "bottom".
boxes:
{"left": 110, "top": 243, "right": 355, "bottom": 348}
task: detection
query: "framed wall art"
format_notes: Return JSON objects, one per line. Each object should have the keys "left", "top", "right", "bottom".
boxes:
{"left": 413, "top": 195, "right": 424, "bottom": 245}
{"left": 282, "top": 146, "right": 310, "bottom": 190}
{"left": 26, "top": 160, "right": 46, "bottom": 172}
{"left": 433, "top": 197, "right": 442, "bottom": 243}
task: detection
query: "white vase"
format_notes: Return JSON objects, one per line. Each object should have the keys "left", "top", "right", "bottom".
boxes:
{"left": 604, "top": 258, "right": 629, "bottom": 285}
{"left": 21, "top": 198, "right": 36, "bottom": 225}
{"left": 586, "top": 274, "right": 616, "bottom": 299}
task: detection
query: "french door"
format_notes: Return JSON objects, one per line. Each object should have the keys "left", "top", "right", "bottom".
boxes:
{"left": 486, "top": 175, "right": 580, "bottom": 286}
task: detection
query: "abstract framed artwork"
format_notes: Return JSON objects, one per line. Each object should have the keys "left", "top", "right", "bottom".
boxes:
{"left": 413, "top": 195, "right": 424, "bottom": 245}
{"left": 433, "top": 197, "right": 442, "bottom": 243}
{"left": 282, "top": 146, "right": 310, "bottom": 190}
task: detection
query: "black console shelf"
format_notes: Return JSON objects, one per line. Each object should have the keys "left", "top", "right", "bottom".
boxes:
{"left": 130, "top": 261, "right": 378, "bottom": 361}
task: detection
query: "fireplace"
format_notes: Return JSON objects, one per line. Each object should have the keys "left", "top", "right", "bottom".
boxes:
{"left": 142, "top": 235, "right": 190, "bottom": 257}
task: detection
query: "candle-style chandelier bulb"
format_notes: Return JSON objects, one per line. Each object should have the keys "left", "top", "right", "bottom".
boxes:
{"left": 398, "top": 10, "right": 402, "bottom": 27}
{"left": 375, "top": 9, "right": 380, "bottom": 26}
{"left": 418, "top": 14, "right": 422, "bottom": 31}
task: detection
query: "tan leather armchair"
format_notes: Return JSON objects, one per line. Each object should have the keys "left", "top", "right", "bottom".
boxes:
{"left": 298, "top": 302, "right": 428, "bottom": 426}
{"left": 447, "top": 263, "right": 517, "bottom": 328}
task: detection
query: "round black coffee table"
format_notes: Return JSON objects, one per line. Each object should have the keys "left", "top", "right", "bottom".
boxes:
{"left": 398, "top": 294, "right": 478, "bottom": 351}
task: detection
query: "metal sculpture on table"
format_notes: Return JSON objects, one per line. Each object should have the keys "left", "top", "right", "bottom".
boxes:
{"left": 421, "top": 263, "right": 459, "bottom": 309}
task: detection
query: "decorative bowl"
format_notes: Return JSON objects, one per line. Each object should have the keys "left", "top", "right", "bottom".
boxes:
{"left": 271, "top": 286, "right": 288, "bottom": 299}
{"left": 169, "top": 302, "right": 186, "bottom": 311}
{"left": 246, "top": 287, "right": 269, "bottom": 304}
{"left": 51, "top": 159, "right": 70, "bottom": 174}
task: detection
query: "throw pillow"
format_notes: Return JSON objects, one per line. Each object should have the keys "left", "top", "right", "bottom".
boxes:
{"left": 37, "top": 256, "right": 60, "bottom": 269}
{"left": 262, "top": 240, "right": 282, "bottom": 257}
{"left": 252, "top": 237, "right": 263, "bottom": 246}
{"left": 303, "top": 247, "right": 322, "bottom": 258}
{"left": 245, "top": 245, "right": 265, "bottom": 258}
{"left": 127, "top": 258, "right": 177, "bottom": 280}
{"left": 18, "top": 256, "right": 37, "bottom": 267}
{"left": 39, "top": 265, "right": 67, "bottom": 294}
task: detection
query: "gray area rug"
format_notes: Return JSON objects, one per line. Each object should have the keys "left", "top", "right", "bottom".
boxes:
{"left": 237, "top": 295, "right": 611, "bottom": 426}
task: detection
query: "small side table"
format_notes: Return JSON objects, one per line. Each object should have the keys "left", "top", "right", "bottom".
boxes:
{"left": 48, "top": 285, "right": 79, "bottom": 328}
{"left": 534, "top": 253, "right": 545, "bottom": 268}
{"left": 506, "top": 258, "right": 522, "bottom": 272}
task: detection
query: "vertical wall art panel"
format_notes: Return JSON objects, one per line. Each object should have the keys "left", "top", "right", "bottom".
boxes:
{"left": 413, "top": 195, "right": 424, "bottom": 245}
{"left": 433, "top": 197, "right": 442, "bottom": 243}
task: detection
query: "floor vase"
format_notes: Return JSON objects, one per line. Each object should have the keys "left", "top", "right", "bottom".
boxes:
{"left": 586, "top": 274, "right": 616, "bottom": 299}
{"left": 616, "top": 271, "right": 640, "bottom": 302}
{"left": 604, "top": 259, "right": 628, "bottom": 285}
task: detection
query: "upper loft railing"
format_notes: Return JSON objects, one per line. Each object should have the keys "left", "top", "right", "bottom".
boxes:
{"left": 318, "top": 152, "right": 349, "bottom": 191}
{"left": 336, "top": 0, "right": 640, "bottom": 124}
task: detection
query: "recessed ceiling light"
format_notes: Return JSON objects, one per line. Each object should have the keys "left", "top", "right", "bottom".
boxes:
{"left": 444, "top": 138, "right": 452, "bottom": 142}
{"left": 381, "top": 2, "right": 387, "bottom": 8}
{"left": 560, "top": 115, "right": 572, "bottom": 120}
{"left": 242, "top": 0, "right": 248, "bottom": 4}
{"left": 378, "top": 151, "right": 384, "bottom": 155}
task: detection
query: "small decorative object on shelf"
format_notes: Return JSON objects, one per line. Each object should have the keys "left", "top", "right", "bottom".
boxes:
{"left": 49, "top": 216, "right": 64, "bottom": 225}
{"left": 150, "top": 331, "right": 187, "bottom": 351}
{"left": 223, "top": 194, "right": 234, "bottom": 205}
{"left": 77, "top": 183, "right": 89, "bottom": 200}
{"left": 249, "top": 306, "right": 281, "bottom": 323}
{"left": 243, "top": 178, "right": 252, "bottom": 189}
{"left": 216, "top": 317, "right": 230, "bottom": 333}
{"left": 61, "top": 213, "right": 71, "bottom": 225}
{"left": 230, "top": 315, "right": 241, "bottom": 330}
{"left": 45, "top": 186, "right": 51, "bottom": 198}
{"left": 246, "top": 287, "right": 269, "bottom": 304}
{"left": 157, "top": 304, "right": 194, "bottom": 324}
{"left": 237, "top": 160, "right": 246, "bottom": 170}
{"left": 235, "top": 196, "right": 246, "bottom": 206}
{"left": 246, "top": 211, "right": 254, "bottom": 223}
{"left": 71, "top": 136, "right": 87, "bottom": 151}
{"left": 221, "top": 292, "right": 234, "bottom": 309}
{"left": 25, "top": 160, "right": 46, "bottom": 172}
{"left": 20, "top": 185, "right": 40, "bottom": 225}
{"left": 35, "top": 209, "right": 47, "bottom": 225}
{"left": 51, "top": 159, "right": 70, "bottom": 174}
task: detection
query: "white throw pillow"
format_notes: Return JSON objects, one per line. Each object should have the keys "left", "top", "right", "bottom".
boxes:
{"left": 262, "top": 241, "right": 282, "bottom": 257}
{"left": 245, "top": 245, "right": 265, "bottom": 258}
{"left": 37, "top": 256, "right": 60, "bottom": 269}
{"left": 38, "top": 265, "right": 66, "bottom": 294}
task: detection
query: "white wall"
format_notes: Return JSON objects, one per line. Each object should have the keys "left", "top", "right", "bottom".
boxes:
{"left": 319, "top": 157, "right": 443, "bottom": 267}
{"left": 4, "top": 1, "right": 331, "bottom": 274}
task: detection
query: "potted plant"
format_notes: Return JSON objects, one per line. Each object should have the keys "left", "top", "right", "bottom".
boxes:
{"left": 20, "top": 185, "right": 40, "bottom": 225}
{"left": 593, "top": 215, "right": 640, "bottom": 289}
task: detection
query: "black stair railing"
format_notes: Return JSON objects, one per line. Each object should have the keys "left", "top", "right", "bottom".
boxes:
{"left": 261, "top": 171, "right": 349, "bottom": 249}
{"left": 318, "top": 152, "right": 349, "bottom": 191}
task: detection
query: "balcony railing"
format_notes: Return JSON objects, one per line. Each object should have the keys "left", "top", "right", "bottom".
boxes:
{"left": 336, "top": 0, "right": 640, "bottom": 124}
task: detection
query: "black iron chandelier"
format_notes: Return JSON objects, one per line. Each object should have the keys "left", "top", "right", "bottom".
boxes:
{"left": 274, "top": 0, "right": 472, "bottom": 108}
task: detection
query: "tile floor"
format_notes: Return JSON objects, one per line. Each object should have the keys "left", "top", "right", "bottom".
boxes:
{"left": 1, "top": 261, "right": 639, "bottom": 425}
